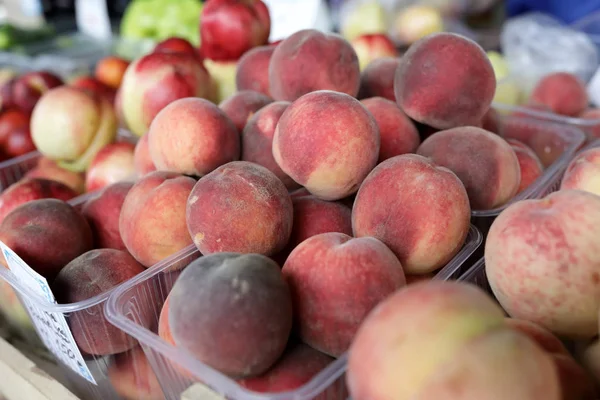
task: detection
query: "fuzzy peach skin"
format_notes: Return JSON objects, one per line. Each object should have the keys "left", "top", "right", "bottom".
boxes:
{"left": 119, "top": 171, "right": 195, "bottom": 267}
{"left": 85, "top": 142, "right": 136, "bottom": 193}
{"left": 347, "top": 281, "right": 560, "bottom": 400}
{"left": 82, "top": 181, "right": 134, "bottom": 250}
{"left": 133, "top": 134, "right": 156, "bottom": 177}
{"left": 529, "top": 72, "right": 589, "bottom": 117}
{"left": 480, "top": 107, "right": 502, "bottom": 134}
{"left": 148, "top": 98, "right": 240, "bottom": 177}
{"left": 30, "top": 86, "right": 118, "bottom": 172}
{"left": 357, "top": 57, "right": 401, "bottom": 101}
{"left": 25, "top": 157, "right": 85, "bottom": 194}
{"left": 485, "top": 189, "right": 600, "bottom": 339}
{"left": 269, "top": 30, "right": 361, "bottom": 101}
{"left": 235, "top": 45, "right": 276, "bottom": 96}
{"left": 504, "top": 318, "right": 569, "bottom": 356}
{"left": 107, "top": 346, "right": 165, "bottom": 400}
{"left": 0, "top": 178, "right": 77, "bottom": 223}
{"left": 350, "top": 33, "right": 400, "bottom": 71}
{"left": 417, "top": 126, "right": 521, "bottom": 210}
{"left": 560, "top": 147, "right": 600, "bottom": 196}
{"left": 361, "top": 97, "right": 420, "bottom": 162}
{"left": 272, "top": 90, "right": 379, "bottom": 201}
{"left": 186, "top": 161, "right": 293, "bottom": 256}
{"left": 507, "top": 139, "right": 544, "bottom": 194}
{"left": 394, "top": 33, "right": 496, "bottom": 130}
{"left": 119, "top": 51, "right": 213, "bottom": 137}
{"left": 0, "top": 199, "right": 93, "bottom": 279}
{"left": 53, "top": 249, "right": 148, "bottom": 355}
{"left": 352, "top": 154, "right": 471, "bottom": 274}
{"left": 283, "top": 233, "right": 406, "bottom": 357}
{"left": 219, "top": 90, "right": 273, "bottom": 132}
{"left": 241, "top": 101, "right": 298, "bottom": 189}
{"left": 168, "top": 252, "right": 293, "bottom": 378}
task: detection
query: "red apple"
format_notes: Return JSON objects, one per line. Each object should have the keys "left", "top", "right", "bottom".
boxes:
{"left": 0, "top": 109, "right": 29, "bottom": 147}
{"left": 0, "top": 78, "right": 16, "bottom": 112}
{"left": 12, "top": 71, "right": 63, "bottom": 114}
{"left": 154, "top": 37, "right": 198, "bottom": 57}
{"left": 200, "top": 0, "right": 271, "bottom": 62}
{"left": 70, "top": 76, "right": 117, "bottom": 105}
{"left": 85, "top": 142, "right": 136, "bottom": 193}
{"left": 94, "top": 56, "right": 130, "bottom": 90}
{"left": 351, "top": 33, "right": 400, "bottom": 71}
{"left": 5, "top": 127, "right": 36, "bottom": 157}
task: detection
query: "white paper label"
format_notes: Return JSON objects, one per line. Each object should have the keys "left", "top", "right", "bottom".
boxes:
{"left": 262, "top": 0, "right": 332, "bottom": 41}
{"left": 0, "top": 241, "right": 96, "bottom": 385}
{"left": 75, "top": 0, "right": 112, "bottom": 40}
{"left": 588, "top": 66, "right": 600, "bottom": 107}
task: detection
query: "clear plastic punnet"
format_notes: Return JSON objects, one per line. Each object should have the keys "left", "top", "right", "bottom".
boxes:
{"left": 104, "top": 225, "right": 482, "bottom": 400}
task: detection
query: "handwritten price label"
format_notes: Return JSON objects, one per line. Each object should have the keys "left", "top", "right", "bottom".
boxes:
{"left": 0, "top": 241, "right": 96, "bottom": 384}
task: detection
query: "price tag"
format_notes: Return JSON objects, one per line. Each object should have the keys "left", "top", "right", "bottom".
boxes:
{"left": 75, "top": 0, "right": 112, "bottom": 40}
{"left": 0, "top": 241, "right": 96, "bottom": 385}
{"left": 262, "top": 0, "right": 332, "bottom": 41}
{"left": 588, "top": 66, "right": 600, "bottom": 107}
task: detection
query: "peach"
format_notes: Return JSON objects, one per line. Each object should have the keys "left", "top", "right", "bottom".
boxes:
{"left": 235, "top": 45, "right": 276, "bottom": 96}
{"left": 148, "top": 98, "right": 240, "bottom": 177}
{"left": 30, "top": 86, "right": 118, "bottom": 172}
{"left": 186, "top": 161, "right": 293, "bottom": 256}
{"left": 272, "top": 90, "right": 379, "bottom": 200}
{"left": 352, "top": 154, "right": 471, "bottom": 274}
{"left": 417, "top": 126, "right": 521, "bottom": 210}
{"left": 238, "top": 343, "right": 336, "bottom": 395}
{"left": 560, "top": 147, "right": 600, "bottom": 196}
{"left": 504, "top": 318, "right": 569, "bottom": 356}
{"left": 199, "top": 0, "right": 271, "bottom": 62}
{"left": 357, "top": 57, "right": 400, "bottom": 101}
{"left": 507, "top": 139, "right": 544, "bottom": 194}
{"left": 360, "top": 97, "right": 420, "bottom": 162}
{"left": 168, "top": 253, "right": 292, "bottom": 378}
{"left": 240, "top": 101, "right": 297, "bottom": 189}
{"left": 405, "top": 273, "right": 435, "bottom": 285}
{"left": 485, "top": 189, "right": 600, "bottom": 338}
{"left": 350, "top": 33, "right": 400, "bottom": 71}
{"left": 269, "top": 30, "right": 361, "bottom": 101}
{"left": 0, "top": 199, "right": 93, "bottom": 279}
{"left": 203, "top": 59, "right": 237, "bottom": 103}
{"left": 0, "top": 178, "right": 77, "bottom": 223}
{"left": 94, "top": 56, "right": 130, "bottom": 89}
{"left": 25, "top": 157, "right": 85, "bottom": 194}
{"left": 12, "top": 71, "right": 63, "bottom": 114}
{"left": 119, "top": 51, "right": 213, "bottom": 137}
{"left": 394, "top": 33, "right": 496, "bottom": 129}
{"left": 282, "top": 232, "right": 405, "bottom": 356}
{"left": 219, "top": 90, "right": 273, "bottom": 132}
{"left": 4, "top": 127, "right": 36, "bottom": 157}
{"left": 0, "top": 109, "right": 29, "bottom": 147}
{"left": 133, "top": 134, "right": 156, "bottom": 177}
{"left": 579, "top": 108, "right": 600, "bottom": 140}
{"left": 85, "top": 142, "right": 136, "bottom": 192}
{"left": 82, "top": 181, "right": 134, "bottom": 251}
{"left": 69, "top": 76, "right": 117, "bottom": 105}
{"left": 120, "top": 171, "right": 195, "bottom": 267}
{"left": 153, "top": 37, "right": 198, "bottom": 57}
{"left": 529, "top": 72, "right": 588, "bottom": 117}
{"left": 107, "top": 347, "right": 165, "bottom": 400}
{"left": 347, "top": 281, "right": 560, "bottom": 400}
{"left": 481, "top": 107, "right": 502, "bottom": 134}
{"left": 53, "top": 249, "right": 147, "bottom": 355}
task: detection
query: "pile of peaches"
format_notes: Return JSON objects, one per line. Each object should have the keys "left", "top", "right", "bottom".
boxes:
{"left": 2, "top": 1, "right": 600, "bottom": 399}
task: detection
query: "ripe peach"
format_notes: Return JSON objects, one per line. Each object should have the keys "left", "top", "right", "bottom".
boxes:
{"left": 0, "top": 178, "right": 77, "bottom": 223}
{"left": 417, "top": 126, "right": 521, "bottom": 210}
{"left": 133, "top": 134, "right": 156, "bottom": 177}
{"left": 25, "top": 157, "right": 85, "bottom": 194}
{"left": 240, "top": 101, "right": 297, "bottom": 189}
{"left": 0, "top": 109, "right": 29, "bottom": 147}
{"left": 269, "top": 30, "right": 361, "bottom": 101}
{"left": 95, "top": 56, "right": 130, "bottom": 90}
{"left": 219, "top": 90, "right": 272, "bottom": 132}
{"left": 69, "top": 76, "right": 117, "bottom": 104}
{"left": 530, "top": 72, "right": 588, "bottom": 117}
{"left": 4, "top": 127, "right": 36, "bottom": 157}
{"left": 82, "top": 181, "right": 134, "bottom": 251}
{"left": 481, "top": 107, "right": 502, "bottom": 134}
{"left": 153, "top": 37, "right": 198, "bottom": 57}
{"left": 272, "top": 90, "right": 379, "bottom": 200}
{"left": 357, "top": 57, "right": 400, "bottom": 101}
{"left": 120, "top": 171, "right": 195, "bottom": 267}
{"left": 168, "top": 253, "right": 292, "bottom": 378}
{"left": 560, "top": 147, "right": 600, "bottom": 196}
{"left": 361, "top": 97, "right": 420, "bottom": 162}
{"left": 485, "top": 189, "right": 600, "bottom": 338}
{"left": 283, "top": 233, "right": 405, "bottom": 356}
{"left": 148, "top": 98, "right": 240, "bottom": 177}
{"left": 504, "top": 318, "right": 569, "bottom": 356}
{"left": 186, "top": 161, "right": 293, "bottom": 256}
{"left": 350, "top": 33, "right": 400, "bottom": 71}
{"left": 120, "top": 51, "right": 213, "bottom": 137}
{"left": 352, "top": 154, "right": 471, "bottom": 274}
{"left": 85, "top": 142, "right": 136, "bottom": 193}
{"left": 507, "top": 139, "right": 544, "bottom": 194}
{"left": 53, "top": 249, "right": 147, "bottom": 355}
{"left": 107, "top": 347, "right": 165, "bottom": 400}
{"left": 0, "top": 199, "right": 93, "bottom": 279}
{"left": 12, "top": 71, "right": 63, "bottom": 114}
{"left": 30, "top": 86, "right": 118, "bottom": 172}
{"left": 394, "top": 33, "right": 496, "bottom": 129}
{"left": 235, "top": 45, "right": 276, "bottom": 96}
